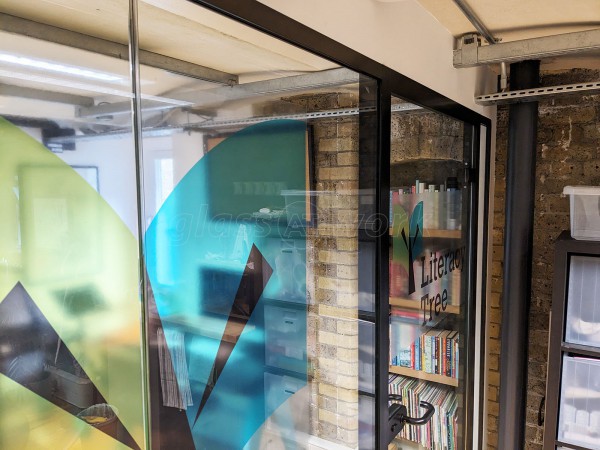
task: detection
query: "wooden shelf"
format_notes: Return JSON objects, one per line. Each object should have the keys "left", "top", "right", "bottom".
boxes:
{"left": 390, "top": 229, "right": 461, "bottom": 239}
{"left": 389, "top": 365, "right": 459, "bottom": 387}
{"left": 390, "top": 297, "right": 460, "bottom": 315}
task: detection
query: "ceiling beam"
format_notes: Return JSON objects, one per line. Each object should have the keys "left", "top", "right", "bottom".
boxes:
{"left": 0, "top": 13, "right": 238, "bottom": 85}
{"left": 0, "top": 83, "right": 94, "bottom": 106}
{"left": 454, "top": 28, "right": 600, "bottom": 67}
{"left": 77, "top": 67, "right": 359, "bottom": 118}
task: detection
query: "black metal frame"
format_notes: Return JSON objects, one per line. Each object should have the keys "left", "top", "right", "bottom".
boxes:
{"left": 186, "top": 1, "right": 492, "bottom": 448}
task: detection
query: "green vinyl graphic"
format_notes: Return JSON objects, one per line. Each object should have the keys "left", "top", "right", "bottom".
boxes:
{"left": 0, "top": 117, "right": 144, "bottom": 449}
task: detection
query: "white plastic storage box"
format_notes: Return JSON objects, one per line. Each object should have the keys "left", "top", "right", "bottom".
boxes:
{"left": 565, "top": 255, "right": 600, "bottom": 347}
{"left": 281, "top": 190, "right": 311, "bottom": 227}
{"left": 558, "top": 356, "right": 600, "bottom": 449}
{"left": 563, "top": 186, "right": 600, "bottom": 240}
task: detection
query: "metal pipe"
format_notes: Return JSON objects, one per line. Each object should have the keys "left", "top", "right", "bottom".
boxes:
{"left": 500, "top": 62, "right": 508, "bottom": 91}
{"left": 498, "top": 59, "right": 540, "bottom": 450}
{"left": 452, "top": 0, "right": 497, "bottom": 44}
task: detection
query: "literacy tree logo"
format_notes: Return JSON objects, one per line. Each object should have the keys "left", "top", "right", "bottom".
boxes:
{"left": 391, "top": 201, "right": 423, "bottom": 295}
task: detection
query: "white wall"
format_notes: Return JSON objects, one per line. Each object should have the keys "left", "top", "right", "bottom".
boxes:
{"left": 59, "top": 137, "right": 139, "bottom": 236}
{"left": 259, "top": 0, "right": 496, "bottom": 118}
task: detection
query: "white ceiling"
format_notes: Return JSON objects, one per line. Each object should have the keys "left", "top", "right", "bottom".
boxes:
{"left": 0, "top": 0, "right": 337, "bottom": 78}
{"left": 415, "top": 0, "right": 599, "bottom": 42}
{"left": 0, "top": 0, "right": 346, "bottom": 125}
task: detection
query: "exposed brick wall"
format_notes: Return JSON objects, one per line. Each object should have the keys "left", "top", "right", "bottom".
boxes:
{"left": 286, "top": 93, "right": 362, "bottom": 447}
{"left": 488, "top": 69, "right": 600, "bottom": 449}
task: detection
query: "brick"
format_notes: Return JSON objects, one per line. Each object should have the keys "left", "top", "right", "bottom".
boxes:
{"left": 488, "top": 338, "right": 501, "bottom": 354}
{"left": 488, "top": 323, "right": 501, "bottom": 339}
{"left": 489, "top": 307, "right": 502, "bottom": 325}
{"left": 492, "top": 245, "right": 504, "bottom": 262}
{"left": 337, "top": 427, "right": 358, "bottom": 446}
{"left": 318, "top": 250, "right": 358, "bottom": 266}
{"left": 337, "top": 152, "right": 358, "bottom": 166}
{"left": 318, "top": 409, "right": 358, "bottom": 430}
{"left": 319, "top": 357, "right": 357, "bottom": 377}
{"left": 336, "top": 238, "right": 358, "bottom": 252}
{"left": 319, "top": 166, "right": 359, "bottom": 181}
{"left": 488, "top": 370, "right": 500, "bottom": 387}
{"left": 488, "top": 386, "right": 497, "bottom": 402}
{"left": 336, "top": 373, "right": 358, "bottom": 390}
{"left": 337, "top": 320, "right": 358, "bottom": 336}
{"left": 336, "top": 291, "right": 359, "bottom": 308}
{"left": 491, "top": 261, "right": 503, "bottom": 277}
{"left": 337, "top": 347, "right": 358, "bottom": 362}
{"left": 318, "top": 383, "right": 358, "bottom": 403}
{"left": 318, "top": 304, "right": 357, "bottom": 319}
{"left": 337, "top": 265, "right": 358, "bottom": 280}
{"left": 337, "top": 122, "right": 359, "bottom": 138}
{"left": 319, "top": 138, "right": 340, "bottom": 152}
{"left": 335, "top": 209, "right": 358, "bottom": 224}
{"left": 317, "top": 277, "right": 357, "bottom": 293}
{"left": 318, "top": 331, "right": 357, "bottom": 349}
{"left": 488, "top": 431, "right": 498, "bottom": 447}
{"left": 490, "top": 292, "right": 501, "bottom": 309}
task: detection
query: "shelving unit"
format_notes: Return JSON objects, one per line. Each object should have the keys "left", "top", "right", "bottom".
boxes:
{"left": 389, "top": 229, "right": 462, "bottom": 240}
{"left": 388, "top": 179, "right": 466, "bottom": 450}
{"left": 389, "top": 365, "right": 459, "bottom": 387}
{"left": 543, "top": 231, "right": 600, "bottom": 450}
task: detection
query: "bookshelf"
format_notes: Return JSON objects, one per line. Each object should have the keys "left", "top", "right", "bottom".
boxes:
{"left": 389, "top": 365, "right": 459, "bottom": 387}
{"left": 388, "top": 175, "right": 466, "bottom": 450}
{"left": 390, "top": 297, "right": 460, "bottom": 315}
{"left": 389, "top": 229, "right": 461, "bottom": 240}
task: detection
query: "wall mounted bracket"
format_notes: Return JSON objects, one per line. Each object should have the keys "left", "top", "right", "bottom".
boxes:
{"left": 454, "top": 28, "right": 600, "bottom": 68}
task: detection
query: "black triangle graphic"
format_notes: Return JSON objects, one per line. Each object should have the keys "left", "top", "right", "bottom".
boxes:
{"left": 193, "top": 244, "right": 273, "bottom": 426}
{"left": 0, "top": 282, "right": 140, "bottom": 450}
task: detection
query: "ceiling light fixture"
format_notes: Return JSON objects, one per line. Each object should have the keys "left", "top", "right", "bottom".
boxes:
{"left": 0, "top": 53, "right": 123, "bottom": 83}
{"left": 0, "top": 69, "right": 193, "bottom": 107}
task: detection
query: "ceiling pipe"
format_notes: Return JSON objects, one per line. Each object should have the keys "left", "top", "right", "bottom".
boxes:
{"left": 452, "top": 0, "right": 498, "bottom": 44}
{"left": 452, "top": 0, "right": 508, "bottom": 89}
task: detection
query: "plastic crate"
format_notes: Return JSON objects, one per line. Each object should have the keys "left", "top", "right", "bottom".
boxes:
{"left": 563, "top": 186, "right": 600, "bottom": 241}
{"left": 565, "top": 255, "right": 600, "bottom": 347}
{"left": 558, "top": 356, "right": 600, "bottom": 449}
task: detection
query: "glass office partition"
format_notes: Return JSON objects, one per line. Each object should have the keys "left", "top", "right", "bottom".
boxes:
{"left": 0, "top": 1, "right": 487, "bottom": 449}
{"left": 388, "top": 96, "right": 476, "bottom": 449}
{"left": 136, "top": 1, "right": 378, "bottom": 448}
{"left": 0, "top": 1, "right": 145, "bottom": 449}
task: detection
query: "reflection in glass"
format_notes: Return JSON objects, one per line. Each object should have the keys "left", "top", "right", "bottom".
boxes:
{"left": 0, "top": 0, "right": 144, "bottom": 448}
{"left": 388, "top": 97, "right": 469, "bottom": 449}
{"left": 138, "top": 1, "right": 377, "bottom": 448}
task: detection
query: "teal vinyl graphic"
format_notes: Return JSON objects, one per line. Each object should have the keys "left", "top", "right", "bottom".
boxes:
{"left": 144, "top": 120, "right": 308, "bottom": 449}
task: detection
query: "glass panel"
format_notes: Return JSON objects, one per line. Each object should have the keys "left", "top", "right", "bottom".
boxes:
{"left": 565, "top": 255, "right": 600, "bottom": 347}
{"left": 137, "top": 1, "right": 377, "bottom": 448}
{"left": 388, "top": 96, "right": 472, "bottom": 449}
{"left": 0, "top": 1, "right": 145, "bottom": 449}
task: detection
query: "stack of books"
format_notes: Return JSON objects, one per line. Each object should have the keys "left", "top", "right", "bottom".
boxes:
{"left": 389, "top": 374, "right": 459, "bottom": 449}
{"left": 390, "top": 320, "right": 459, "bottom": 379}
